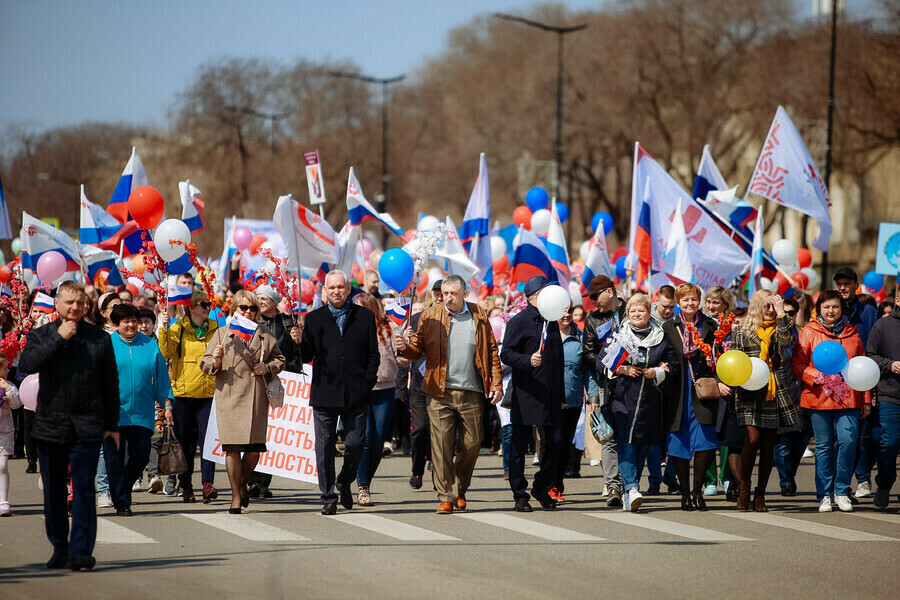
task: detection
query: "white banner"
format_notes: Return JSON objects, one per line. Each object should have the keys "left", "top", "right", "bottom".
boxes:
{"left": 202, "top": 367, "right": 318, "bottom": 484}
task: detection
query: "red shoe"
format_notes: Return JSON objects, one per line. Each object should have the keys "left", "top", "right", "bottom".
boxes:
{"left": 548, "top": 488, "right": 565, "bottom": 503}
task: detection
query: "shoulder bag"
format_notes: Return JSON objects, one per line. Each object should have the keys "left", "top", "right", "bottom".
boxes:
{"left": 158, "top": 425, "right": 188, "bottom": 475}
{"left": 689, "top": 360, "right": 720, "bottom": 400}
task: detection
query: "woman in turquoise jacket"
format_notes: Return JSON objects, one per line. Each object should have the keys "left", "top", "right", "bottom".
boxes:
{"left": 104, "top": 304, "right": 173, "bottom": 516}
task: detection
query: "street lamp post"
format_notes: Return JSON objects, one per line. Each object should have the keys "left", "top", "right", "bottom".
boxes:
{"left": 329, "top": 71, "right": 405, "bottom": 248}
{"left": 493, "top": 13, "right": 587, "bottom": 203}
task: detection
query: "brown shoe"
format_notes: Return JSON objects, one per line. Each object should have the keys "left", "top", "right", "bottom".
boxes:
{"left": 754, "top": 488, "right": 768, "bottom": 512}
{"left": 736, "top": 481, "right": 751, "bottom": 511}
{"left": 436, "top": 501, "right": 453, "bottom": 514}
{"left": 455, "top": 496, "right": 466, "bottom": 511}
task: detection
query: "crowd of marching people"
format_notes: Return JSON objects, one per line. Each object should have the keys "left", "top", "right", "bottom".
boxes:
{"left": 1, "top": 253, "right": 898, "bottom": 571}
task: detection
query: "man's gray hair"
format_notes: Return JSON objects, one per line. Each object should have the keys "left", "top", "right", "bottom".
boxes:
{"left": 441, "top": 274, "right": 467, "bottom": 292}
{"left": 325, "top": 269, "right": 349, "bottom": 285}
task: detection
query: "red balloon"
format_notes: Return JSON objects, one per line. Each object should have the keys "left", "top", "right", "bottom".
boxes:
{"left": 791, "top": 272, "right": 809, "bottom": 291}
{"left": 774, "top": 272, "right": 791, "bottom": 295}
{"left": 493, "top": 255, "right": 510, "bottom": 275}
{"left": 513, "top": 206, "right": 532, "bottom": 230}
{"left": 0, "top": 264, "right": 11, "bottom": 283}
{"left": 249, "top": 234, "right": 266, "bottom": 256}
{"left": 127, "top": 186, "right": 166, "bottom": 230}
{"left": 611, "top": 247, "right": 629, "bottom": 262}
{"left": 405, "top": 229, "right": 417, "bottom": 241}
{"left": 300, "top": 279, "right": 316, "bottom": 304}
{"left": 797, "top": 248, "right": 812, "bottom": 269}
{"left": 125, "top": 283, "right": 140, "bottom": 297}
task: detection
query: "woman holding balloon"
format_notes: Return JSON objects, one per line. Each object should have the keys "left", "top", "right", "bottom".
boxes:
{"left": 792, "top": 289, "right": 871, "bottom": 513}
{"left": 730, "top": 290, "right": 798, "bottom": 512}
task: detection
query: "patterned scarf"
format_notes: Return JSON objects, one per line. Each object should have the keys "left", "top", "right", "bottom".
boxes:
{"left": 679, "top": 312, "right": 699, "bottom": 357}
{"left": 756, "top": 319, "right": 777, "bottom": 402}
{"left": 817, "top": 315, "right": 845, "bottom": 336}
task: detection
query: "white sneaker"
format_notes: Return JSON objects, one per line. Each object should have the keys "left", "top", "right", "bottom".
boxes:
{"left": 819, "top": 496, "right": 833, "bottom": 512}
{"left": 703, "top": 484, "right": 718, "bottom": 496}
{"left": 589, "top": 459, "right": 601, "bottom": 467}
{"left": 626, "top": 488, "right": 643, "bottom": 512}
{"left": 835, "top": 495, "right": 854, "bottom": 512}
{"left": 132, "top": 478, "right": 142, "bottom": 492}
{"left": 532, "top": 455, "right": 540, "bottom": 465}
{"left": 38, "top": 476, "right": 43, "bottom": 491}
{"left": 98, "top": 492, "right": 113, "bottom": 508}
{"left": 854, "top": 482, "right": 873, "bottom": 498}
{"left": 802, "top": 447, "right": 814, "bottom": 458}
{"left": 147, "top": 475, "right": 163, "bottom": 494}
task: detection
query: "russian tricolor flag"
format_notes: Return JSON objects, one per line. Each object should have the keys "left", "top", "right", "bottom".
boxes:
{"left": 32, "top": 292, "right": 55, "bottom": 314}
{"left": 107, "top": 147, "right": 150, "bottom": 224}
{"left": 460, "top": 153, "right": 493, "bottom": 288}
{"left": 81, "top": 245, "right": 126, "bottom": 287}
{"left": 601, "top": 341, "right": 630, "bottom": 373}
{"left": 384, "top": 296, "right": 411, "bottom": 326}
{"left": 693, "top": 146, "right": 757, "bottom": 254}
{"left": 20, "top": 212, "right": 81, "bottom": 273}
{"left": 167, "top": 284, "right": 193, "bottom": 307}
{"left": 509, "top": 226, "right": 558, "bottom": 286}
{"left": 345, "top": 168, "right": 406, "bottom": 241}
{"left": 545, "top": 200, "right": 570, "bottom": 285}
{"left": 228, "top": 313, "right": 259, "bottom": 342}
{"left": 581, "top": 228, "right": 614, "bottom": 298}
{"left": 80, "top": 186, "right": 128, "bottom": 245}
{"left": 179, "top": 181, "right": 205, "bottom": 233}
{"left": 634, "top": 179, "right": 654, "bottom": 287}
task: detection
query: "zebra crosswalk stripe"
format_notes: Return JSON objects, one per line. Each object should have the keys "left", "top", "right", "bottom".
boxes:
{"left": 96, "top": 518, "right": 158, "bottom": 544}
{"left": 717, "top": 512, "right": 900, "bottom": 542}
{"left": 585, "top": 512, "right": 753, "bottom": 541}
{"left": 329, "top": 514, "right": 459, "bottom": 541}
{"left": 180, "top": 513, "right": 309, "bottom": 542}
{"left": 456, "top": 513, "right": 604, "bottom": 541}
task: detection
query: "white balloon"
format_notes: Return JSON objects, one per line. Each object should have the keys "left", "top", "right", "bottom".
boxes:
{"left": 579, "top": 240, "right": 590, "bottom": 263}
{"left": 760, "top": 277, "right": 774, "bottom": 292}
{"left": 490, "top": 236, "right": 507, "bottom": 260}
{"left": 781, "top": 264, "right": 798, "bottom": 276}
{"left": 842, "top": 356, "right": 880, "bottom": 392}
{"left": 536, "top": 285, "right": 570, "bottom": 321}
{"left": 153, "top": 219, "right": 191, "bottom": 263}
{"left": 531, "top": 209, "right": 551, "bottom": 235}
{"left": 772, "top": 239, "right": 799, "bottom": 267}
{"left": 741, "top": 357, "right": 771, "bottom": 391}
{"left": 427, "top": 267, "right": 445, "bottom": 285}
{"left": 801, "top": 267, "right": 819, "bottom": 290}
{"left": 418, "top": 215, "right": 441, "bottom": 232}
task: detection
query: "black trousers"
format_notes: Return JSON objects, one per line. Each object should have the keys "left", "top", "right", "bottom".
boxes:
{"left": 172, "top": 397, "right": 215, "bottom": 490}
{"left": 553, "top": 407, "right": 582, "bottom": 493}
{"left": 508, "top": 423, "right": 561, "bottom": 501}
{"left": 37, "top": 439, "right": 100, "bottom": 557}
{"left": 103, "top": 426, "right": 152, "bottom": 510}
{"left": 409, "top": 393, "right": 431, "bottom": 477}
{"left": 313, "top": 406, "right": 367, "bottom": 505}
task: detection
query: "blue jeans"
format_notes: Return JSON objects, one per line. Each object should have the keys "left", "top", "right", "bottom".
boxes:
{"left": 854, "top": 403, "right": 880, "bottom": 485}
{"left": 875, "top": 401, "right": 900, "bottom": 492}
{"left": 501, "top": 424, "right": 512, "bottom": 471}
{"left": 775, "top": 430, "right": 812, "bottom": 487}
{"left": 637, "top": 444, "right": 663, "bottom": 487}
{"left": 96, "top": 445, "right": 108, "bottom": 495}
{"left": 809, "top": 409, "right": 859, "bottom": 500}
{"left": 619, "top": 441, "right": 650, "bottom": 492}
{"left": 38, "top": 440, "right": 100, "bottom": 557}
{"left": 357, "top": 388, "right": 395, "bottom": 487}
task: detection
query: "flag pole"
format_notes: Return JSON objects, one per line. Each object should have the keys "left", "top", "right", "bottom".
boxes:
{"left": 287, "top": 195, "right": 305, "bottom": 325}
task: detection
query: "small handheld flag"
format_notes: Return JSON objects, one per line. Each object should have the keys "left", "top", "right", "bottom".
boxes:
{"left": 167, "top": 285, "right": 193, "bottom": 307}
{"left": 228, "top": 313, "right": 259, "bottom": 343}
{"left": 33, "top": 292, "right": 55, "bottom": 314}
{"left": 539, "top": 321, "right": 548, "bottom": 353}
{"left": 601, "top": 341, "right": 630, "bottom": 372}
{"left": 384, "top": 296, "right": 411, "bottom": 326}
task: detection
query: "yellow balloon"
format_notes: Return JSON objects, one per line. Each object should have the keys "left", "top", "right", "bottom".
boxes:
{"left": 716, "top": 350, "right": 753, "bottom": 387}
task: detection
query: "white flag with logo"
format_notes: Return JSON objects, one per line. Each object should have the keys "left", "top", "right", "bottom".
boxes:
{"left": 273, "top": 194, "right": 338, "bottom": 270}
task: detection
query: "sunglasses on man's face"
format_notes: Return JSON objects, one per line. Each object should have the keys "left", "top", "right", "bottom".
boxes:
{"left": 238, "top": 304, "right": 258, "bottom": 313}
{"left": 785, "top": 310, "right": 797, "bottom": 317}
{"left": 197, "top": 302, "right": 212, "bottom": 310}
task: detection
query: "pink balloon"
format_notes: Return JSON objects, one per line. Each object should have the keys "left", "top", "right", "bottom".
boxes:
{"left": 489, "top": 315, "right": 504, "bottom": 343}
{"left": 19, "top": 373, "right": 39, "bottom": 410}
{"left": 36, "top": 251, "right": 67, "bottom": 283}
{"left": 361, "top": 238, "right": 375, "bottom": 258}
{"left": 233, "top": 227, "right": 253, "bottom": 251}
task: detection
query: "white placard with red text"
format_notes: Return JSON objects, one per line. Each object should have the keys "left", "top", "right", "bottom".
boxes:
{"left": 202, "top": 367, "right": 318, "bottom": 484}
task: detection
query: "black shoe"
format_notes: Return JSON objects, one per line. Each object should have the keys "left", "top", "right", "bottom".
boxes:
{"left": 606, "top": 490, "right": 623, "bottom": 507}
{"left": 25, "top": 461, "right": 37, "bottom": 474}
{"left": 409, "top": 474, "right": 423, "bottom": 489}
{"left": 645, "top": 484, "right": 661, "bottom": 496}
{"left": 67, "top": 554, "right": 96, "bottom": 571}
{"left": 692, "top": 492, "right": 708, "bottom": 511}
{"left": 247, "top": 483, "right": 262, "bottom": 499}
{"left": 338, "top": 481, "right": 353, "bottom": 510}
{"left": 262, "top": 488, "right": 273, "bottom": 498}
{"left": 726, "top": 486, "right": 740, "bottom": 502}
{"left": 115, "top": 507, "right": 133, "bottom": 517}
{"left": 848, "top": 494, "right": 860, "bottom": 506}
{"left": 664, "top": 475, "right": 681, "bottom": 494}
{"left": 514, "top": 498, "right": 533, "bottom": 512}
{"left": 46, "top": 550, "right": 67, "bottom": 569}
{"left": 531, "top": 488, "right": 557, "bottom": 510}
{"left": 321, "top": 503, "right": 336, "bottom": 515}
{"left": 781, "top": 483, "right": 797, "bottom": 497}
{"left": 681, "top": 493, "right": 695, "bottom": 511}
{"left": 228, "top": 507, "right": 241, "bottom": 515}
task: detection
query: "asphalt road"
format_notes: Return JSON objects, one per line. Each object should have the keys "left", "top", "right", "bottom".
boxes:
{"left": 1, "top": 449, "right": 898, "bottom": 600}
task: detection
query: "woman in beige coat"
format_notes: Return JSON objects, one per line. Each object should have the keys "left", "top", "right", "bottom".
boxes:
{"left": 201, "top": 291, "right": 285, "bottom": 513}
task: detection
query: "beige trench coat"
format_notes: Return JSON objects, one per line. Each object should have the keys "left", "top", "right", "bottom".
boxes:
{"left": 200, "top": 324, "right": 285, "bottom": 445}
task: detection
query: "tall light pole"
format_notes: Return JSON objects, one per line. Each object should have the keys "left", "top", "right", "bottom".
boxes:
{"left": 494, "top": 13, "right": 587, "bottom": 203}
{"left": 329, "top": 71, "right": 405, "bottom": 248}
{"left": 821, "top": 0, "right": 839, "bottom": 285}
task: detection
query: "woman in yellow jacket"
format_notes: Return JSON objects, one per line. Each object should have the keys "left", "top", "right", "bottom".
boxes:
{"left": 159, "top": 288, "right": 219, "bottom": 503}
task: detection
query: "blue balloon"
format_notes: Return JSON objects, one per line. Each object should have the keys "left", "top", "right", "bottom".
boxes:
{"left": 556, "top": 203, "right": 568, "bottom": 224}
{"left": 525, "top": 187, "right": 549, "bottom": 213}
{"left": 812, "top": 340, "right": 848, "bottom": 375}
{"left": 592, "top": 211, "right": 614, "bottom": 236}
{"left": 379, "top": 248, "right": 415, "bottom": 292}
{"left": 165, "top": 253, "right": 193, "bottom": 276}
{"left": 863, "top": 270, "right": 883, "bottom": 292}
{"left": 615, "top": 256, "right": 627, "bottom": 280}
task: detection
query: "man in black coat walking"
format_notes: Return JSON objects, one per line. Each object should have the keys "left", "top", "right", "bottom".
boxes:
{"left": 500, "top": 276, "right": 565, "bottom": 512}
{"left": 18, "top": 281, "right": 120, "bottom": 571}
{"left": 298, "top": 270, "right": 380, "bottom": 515}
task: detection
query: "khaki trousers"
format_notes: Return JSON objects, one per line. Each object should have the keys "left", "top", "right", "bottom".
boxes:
{"left": 427, "top": 389, "right": 484, "bottom": 503}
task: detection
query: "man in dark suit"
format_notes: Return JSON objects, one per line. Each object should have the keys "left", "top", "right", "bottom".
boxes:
{"left": 298, "top": 270, "right": 380, "bottom": 515}
{"left": 19, "top": 280, "right": 120, "bottom": 571}
{"left": 500, "top": 276, "right": 566, "bottom": 512}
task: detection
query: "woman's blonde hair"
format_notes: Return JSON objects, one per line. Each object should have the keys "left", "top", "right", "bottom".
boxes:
{"left": 740, "top": 289, "right": 775, "bottom": 334}
{"left": 703, "top": 285, "right": 735, "bottom": 315}
{"left": 230, "top": 290, "right": 260, "bottom": 320}
{"left": 625, "top": 293, "right": 652, "bottom": 315}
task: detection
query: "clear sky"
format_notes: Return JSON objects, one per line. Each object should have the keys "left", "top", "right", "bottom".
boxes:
{"left": 1, "top": 0, "right": 884, "bottom": 135}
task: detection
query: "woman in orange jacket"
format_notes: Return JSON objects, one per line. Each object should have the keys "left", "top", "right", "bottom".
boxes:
{"left": 792, "top": 290, "right": 871, "bottom": 513}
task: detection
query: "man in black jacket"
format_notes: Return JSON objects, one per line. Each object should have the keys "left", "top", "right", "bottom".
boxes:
{"left": 18, "top": 281, "right": 119, "bottom": 571}
{"left": 869, "top": 291, "right": 900, "bottom": 510}
{"left": 298, "top": 270, "right": 380, "bottom": 515}
{"left": 581, "top": 274, "right": 626, "bottom": 506}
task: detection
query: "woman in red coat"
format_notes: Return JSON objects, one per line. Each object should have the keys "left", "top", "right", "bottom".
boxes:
{"left": 792, "top": 290, "right": 871, "bottom": 513}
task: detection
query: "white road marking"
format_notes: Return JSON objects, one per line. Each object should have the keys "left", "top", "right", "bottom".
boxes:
{"left": 330, "top": 514, "right": 459, "bottom": 541}
{"left": 585, "top": 512, "right": 753, "bottom": 541}
{"left": 457, "top": 513, "right": 604, "bottom": 542}
{"left": 180, "top": 513, "right": 309, "bottom": 542}
{"left": 847, "top": 512, "right": 900, "bottom": 526}
{"left": 96, "top": 518, "right": 158, "bottom": 544}
{"left": 717, "top": 512, "right": 900, "bottom": 542}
